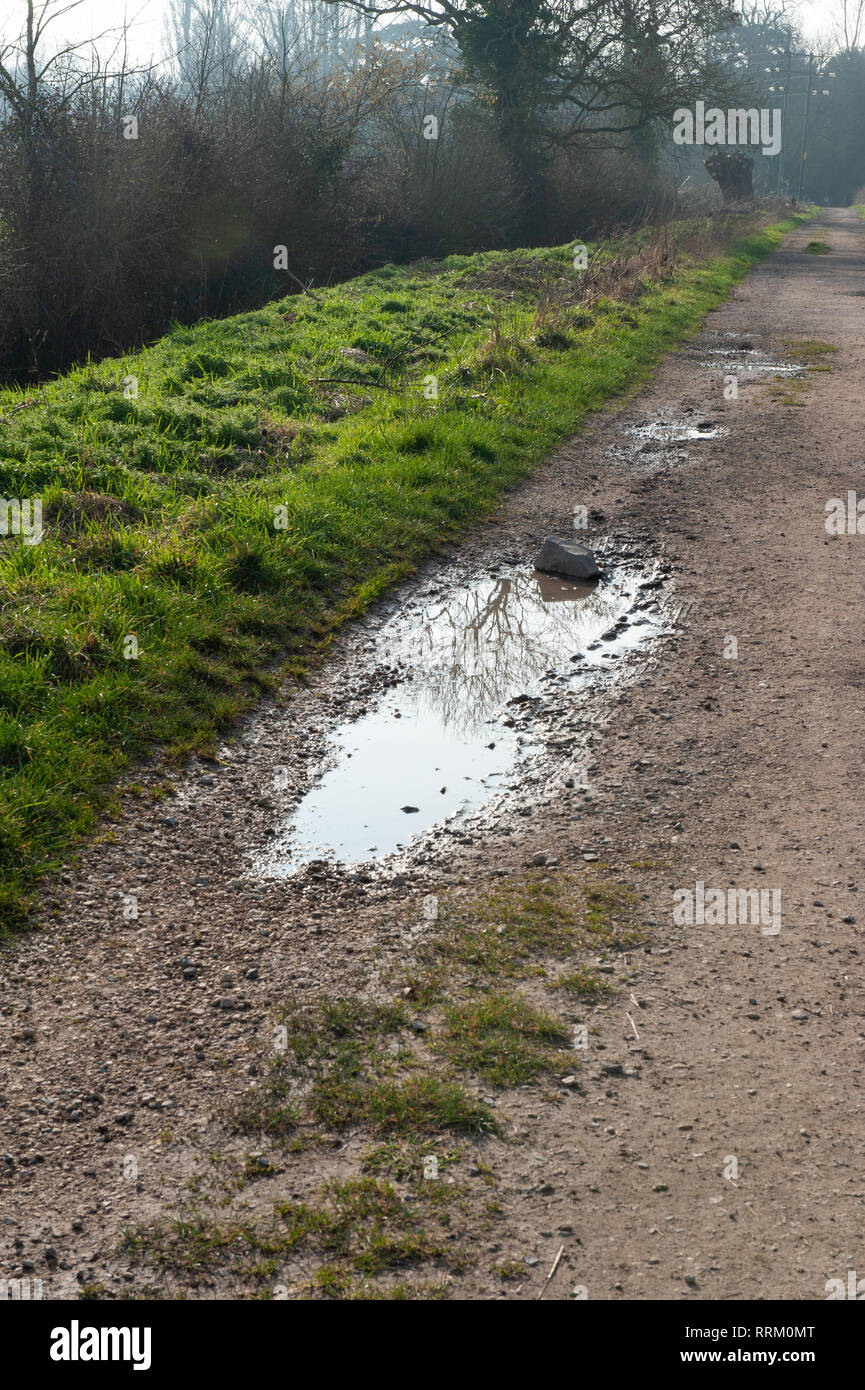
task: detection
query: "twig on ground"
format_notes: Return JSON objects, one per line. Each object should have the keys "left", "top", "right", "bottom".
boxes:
{"left": 536, "top": 1244, "right": 565, "bottom": 1300}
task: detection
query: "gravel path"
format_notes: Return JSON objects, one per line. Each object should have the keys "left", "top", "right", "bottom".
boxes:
{"left": 3, "top": 207, "right": 864, "bottom": 1301}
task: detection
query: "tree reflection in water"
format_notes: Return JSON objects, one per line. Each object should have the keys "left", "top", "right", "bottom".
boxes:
{"left": 403, "top": 569, "right": 628, "bottom": 738}
{"left": 261, "top": 567, "right": 647, "bottom": 871}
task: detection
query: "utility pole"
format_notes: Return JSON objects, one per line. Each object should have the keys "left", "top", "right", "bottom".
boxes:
{"left": 777, "top": 32, "right": 792, "bottom": 195}
{"left": 796, "top": 52, "right": 814, "bottom": 202}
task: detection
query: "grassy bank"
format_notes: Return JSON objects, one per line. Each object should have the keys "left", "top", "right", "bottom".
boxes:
{"left": 0, "top": 210, "right": 808, "bottom": 930}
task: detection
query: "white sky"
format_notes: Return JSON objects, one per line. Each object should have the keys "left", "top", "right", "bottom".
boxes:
{"left": 0, "top": 1, "right": 848, "bottom": 64}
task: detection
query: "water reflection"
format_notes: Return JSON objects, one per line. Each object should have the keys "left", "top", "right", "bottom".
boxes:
{"left": 259, "top": 566, "right": 655, "bottom": 871}
{"left": 409, "top": 569, "right": 621, "bottom": 739}
{"left": 628, "top": 421, "right": 724, "bottom": 443}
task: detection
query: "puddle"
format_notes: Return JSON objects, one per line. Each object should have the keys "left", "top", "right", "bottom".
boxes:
{"left": 258, "top": 566, "right": 661, "bottom": 873}
{"left": 700, "top": 348, "right": 803, "bottom": 379}
{"left": 627, "top": 420, "right": 725, "bottom": 444}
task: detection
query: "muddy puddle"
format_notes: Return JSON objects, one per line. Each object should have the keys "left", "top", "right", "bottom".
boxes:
{"left": 700, "top": 347, "right": 803, "bottom": 379}
{"left": 627, "top": 419, "right": 726, "bottom": 444}
{"left": 258, "top": 565, "right": 661, "bottom": 873}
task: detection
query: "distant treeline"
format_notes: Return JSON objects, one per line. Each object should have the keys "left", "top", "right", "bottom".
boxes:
{"left": 1, "top": 0, "right": 863, "bottom": 383}
{"left": 0, "top": 49, "right": 662, "bottom": 383}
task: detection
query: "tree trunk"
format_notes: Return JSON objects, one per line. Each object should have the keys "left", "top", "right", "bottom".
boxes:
{"left": 704, "top": 151, "right": 754, "bottom": 204}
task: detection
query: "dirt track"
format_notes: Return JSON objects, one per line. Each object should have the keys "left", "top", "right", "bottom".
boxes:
{"left": 3, "top": 206, "right": 865, "bottom": 1301}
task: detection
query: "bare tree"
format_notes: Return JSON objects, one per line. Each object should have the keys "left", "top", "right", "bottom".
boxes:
{"left": 0, "top": 2, "right": 134, "bottom": 370}
{"left": 831, "top": 0, "right": 865, "bottom": 51}
{"left": 0, "top": 1, "right": 122, "bottom": 128}
{"left": 166, "top": 0, "right": 247, "bottom": 103}
{"left": 321, "top": 0, "right": 757, "bottom": 218}
{"left": 735, "top": 0, "right": 802, "bottom": 25}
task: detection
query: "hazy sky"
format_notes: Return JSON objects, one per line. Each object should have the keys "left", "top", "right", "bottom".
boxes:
{"left": 0, "top": 0, "right": 848, "bottom": 63}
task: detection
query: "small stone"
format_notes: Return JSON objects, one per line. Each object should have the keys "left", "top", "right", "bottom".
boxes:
{"left": 534, "top": 536, "right": 600, "bottom": 580}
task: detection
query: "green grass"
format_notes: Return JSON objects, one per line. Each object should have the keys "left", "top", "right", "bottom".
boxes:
{"left": 121, "top": 1175, "right": 462, "bottom": 1295}
{"left": 230, "top": 993, "right": 497, "bottom": 1138}
{"left": 782, "top": 338, "right": 838, "bottom": 362}
{"left": 0, "top": 212, "right": 808, "bottom": 930}
{"left": 554, "top": 967, "right": 613, "bottom": 1000}
{"left": 108, "top": 866, "right": 649, "bottom": 1297}
{"left": 408, "top": 875, "right": 641, "bottom": 994}
{"left": 441, "top": 992, "right": 571, "bottom": 1087}
{"left": 767, "top": 338, "right": 838, "bottom": 405}
{"left": 803, "top": 240, "right": 831, "bottom": 254}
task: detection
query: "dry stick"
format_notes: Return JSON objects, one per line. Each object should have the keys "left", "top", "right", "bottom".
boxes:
{"left": 0, "top": 396, "right": 40, "bottom": 418}
{"left": 536, "top": 1244, "right": 565, "bottom": 1300}
{"left": 282, "top": 266, "right": 324, "bottom": 303}
{"left": 626, "top": 1011, "right": 640, "bottom": 1041}
{"left": 309, "top": 377, "right": 398, "bottom": 391}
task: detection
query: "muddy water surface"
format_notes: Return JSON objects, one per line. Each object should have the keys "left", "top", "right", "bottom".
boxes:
{"left": 259, "top": 566, "right": 660, "bottom": 872}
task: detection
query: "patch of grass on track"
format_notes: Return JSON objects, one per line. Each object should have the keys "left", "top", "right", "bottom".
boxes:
{"left": 227, "top": 992, "right": 497, "bottom": 1140}
{"left": 0, "top": 212, "right": 809, "bottom": 930}
{"left": 116, "top": 869, "right": 644, "bottom": 1298}
{"left": 440, "top": 992, "right": 571, "bottom": 1087}
{"left": 120, "top": 1176, "right": 462, "bottom": 1297}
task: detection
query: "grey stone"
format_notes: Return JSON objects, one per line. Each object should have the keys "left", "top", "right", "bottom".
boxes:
{"left": 534, "top": 536, "right": 600, "bottom": 580}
